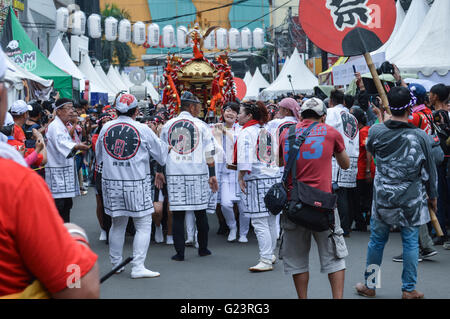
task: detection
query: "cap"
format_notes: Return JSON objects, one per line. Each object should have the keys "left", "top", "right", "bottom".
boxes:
{"left": 278, "top": 97, "right": 301, "bottom": 121}
{"left": 408, "top": 83, "right": 427, "bottom": 98}
{"left": 180, "top": 91, "right": 200, "bottom": 104}
{"left": 96, "top": 112, "right": 112, "bottom": 123}
{"left": 300, "top": 97, "right": 327, "bottom": 116}
{"left": 3, "top": 112, "right": 14, "bottom": 126}
{"left": 10, "top": 100, "right": 32, "bottom": 115}
{"left": 115, "top": 94, "right": 138, "bottom": 113}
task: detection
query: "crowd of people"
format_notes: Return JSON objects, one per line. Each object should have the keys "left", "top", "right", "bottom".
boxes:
{"left": 1, "top": 43, "right": 450, "bottom": 298}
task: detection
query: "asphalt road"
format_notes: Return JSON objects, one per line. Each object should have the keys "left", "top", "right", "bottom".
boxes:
{"left": 71, "top": 188, "right": 450, "bottom": 299}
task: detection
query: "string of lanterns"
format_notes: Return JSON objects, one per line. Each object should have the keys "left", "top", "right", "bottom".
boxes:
{"left": 56, "top": 7, "right": 266, "bottom": 50}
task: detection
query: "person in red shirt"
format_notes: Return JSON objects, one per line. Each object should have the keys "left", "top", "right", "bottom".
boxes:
{"left": 408, "top": 83, "right": 433, "bottom": 135}
{"left": 0, "top": 48, "right": 99, "bottom": 298}
{"left": 10, "top": 100, "right": 31, "bottom": 144}
{"left": 350, "top": 107, "right": 375, "bottom": 232}
{"left": 2, "top": 112, "right": 46, "bottom": 168}
{"left": 278, "top": 98, "right": 350, "bottom": 299}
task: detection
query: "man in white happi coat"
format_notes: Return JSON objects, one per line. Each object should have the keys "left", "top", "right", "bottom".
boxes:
{"left": 96, "top": 93, "right": 168, "bottom": 278}
{"left": 45, "top": 98, "right": 91, "bottom": 223}
{"left": 159, "top": 91, "right": 219, "bottom": 261}
{"left": 325, "top": 89, "right": 359, "bottom": 236}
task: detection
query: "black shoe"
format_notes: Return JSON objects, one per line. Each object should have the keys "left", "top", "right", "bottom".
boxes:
{"left": 392, "top": 254, "right": 423, "bottom": 262}
{"left": 420, "top": 248, "right": 437, "bottom": 259}
{"left": 198, "top": 249, "right": 211, "bottom": 257}
{"left": 216, "top": 224, "right": 229, "bottom": 235}
{"left": 433, "top": 236, "right": 448, "bottom": 246}
{"left": 171, "top": 254, "right": 184, "bottom": 261}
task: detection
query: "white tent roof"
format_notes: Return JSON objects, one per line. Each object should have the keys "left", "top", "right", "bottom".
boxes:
{"left": 78, "top": 53, "right": 114, "bottom": 99}
{"left": 386, "top": 0, "right": 430, "bottom": 61}
{"left": 143, "top": 79, "right": 160, "bottom": 103}
{"left": 107, "top": 66, "right": 128, "bottom": 92}
{"left": 48, "top": 38, "right": 84, "bottom": 81}
{"left": 120, "top": 71, "right": 134, "bottom": 88}
{"left": 243, "top": 71, "right": 252, "bottom": 88}
{"left": 393, "top": 0, "right": 450, "bottom": 77}
{"left": 267, "top": 56, "right": 291, "bottom": 89}
{"left": 243, "top": 67, "right": 270, "bottom": 100}
{"left": 95, "top": 61, "right": 121, "bottom": 95}
{"left": 373, "top": 0, "right": 405, "bottom": 55}
{"left": 260, "top": 48, "right": 318, "bottom": 99}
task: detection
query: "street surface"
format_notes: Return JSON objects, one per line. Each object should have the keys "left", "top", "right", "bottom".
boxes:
{"left": 72, "top": 189, "right": 450, "bottom": 299}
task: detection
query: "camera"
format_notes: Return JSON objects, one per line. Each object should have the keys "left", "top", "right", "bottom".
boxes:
{"left": 376, "top": 61, "right": 395, "bottom": 75}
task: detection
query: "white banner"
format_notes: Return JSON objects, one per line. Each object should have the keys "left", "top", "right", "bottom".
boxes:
{"left": 332, "top": 52, "right": 386, "bottom": 86}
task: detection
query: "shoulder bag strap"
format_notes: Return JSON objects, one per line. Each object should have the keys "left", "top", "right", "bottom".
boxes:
{"left": 282, "top": 122, "right": 319, "bottom": 184}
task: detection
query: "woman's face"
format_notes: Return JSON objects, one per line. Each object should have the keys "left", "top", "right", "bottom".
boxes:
{"left": 223, "top": 107, "right": 237, "bottom": 125}
{"left": 237, "top": 106, "right": 251, "bottom": 126}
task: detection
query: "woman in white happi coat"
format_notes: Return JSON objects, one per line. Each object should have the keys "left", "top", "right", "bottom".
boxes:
{"left": 96, "top": 93, "right": 168, "bottom": 279}
{"left": 235, "top": 101, "right": 281, "bottom": 272}
{"left": 45, "top": 98, "right": 91, "bottom": 223}
{"left": 265, "top": 97, "right": 300, "bottom": 238}
{"left": 159, "top": 91, "right": 219, "bottom": 261}
{"left": 206, "top": 102, "right": 251, "bottom": 243}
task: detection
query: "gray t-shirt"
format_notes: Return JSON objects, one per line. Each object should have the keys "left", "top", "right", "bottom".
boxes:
{"left": 367, "top": 120, "right": 438, "bottom": 227}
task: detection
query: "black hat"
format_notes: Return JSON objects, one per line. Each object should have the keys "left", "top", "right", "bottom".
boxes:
{"left": 180, "top": 91, "right": 201, "bottom": 104}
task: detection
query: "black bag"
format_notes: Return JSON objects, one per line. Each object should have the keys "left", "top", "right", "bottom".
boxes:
{"left": 264, "top": 123, "right": 318, "bottom": 215}
{"left": 281, "top": 123, "right": 337, "bottom": 232}
{"left": 285, "top": 180, "right": 336, "bottom": 232}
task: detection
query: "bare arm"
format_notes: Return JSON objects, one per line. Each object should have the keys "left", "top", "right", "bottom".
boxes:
{"left": 51, "top": 263, "right": 99, "bottom": 299}
{"left": 335, "top": 150, "right": 350, "bottom": 170}
{"left": 52, "top": 223, "right": 100, "bottom": 299}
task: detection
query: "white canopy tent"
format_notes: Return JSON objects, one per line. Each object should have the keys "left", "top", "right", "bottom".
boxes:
{"left": 143, "top": 79, "right": 160, "bottom": 103}
{"left": 243, "top": 67, "right": 270, "bottom": 100}
{"left": 120, "top": 70, "right": 134, "bottom": 88}
{"left": 78, "top": 53, "right": 115, "bottom": 102}
{"left": 48, "top": 38, "right": 84, "bottom": 92}
{"left": 385, "top": 0, "right": 430, "bottom": 61}
{"left": 392, "top": 0, "right": 450, "bottom": 84}
{"left": 260, "top": 48, "right": 318, "bottom": 99}
{"left": 95, "top": 61, "right": 121, "bottom": 95}
{"left": 373, "top": 0, "right": 406, "bottom": 55}
{"left": 243, "top": 71, "right": 252, "bottom": 88}
{"left": 106, "top": 66, "right": 128, "bottom": 93}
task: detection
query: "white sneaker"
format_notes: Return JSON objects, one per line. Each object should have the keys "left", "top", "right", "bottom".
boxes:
{"left": 131, "top": 268, "right": 160, "bottom": 279}
{"left": 194, "top": 231, "right": 199, "bottom": 248}
{"left": 112, "top": 263, "right": 125, "bottom": 274}
{"left": 271, "top": 255, "right": 277, "bottom": 264}
{"left": 166, "top": 235, "right": 174, "bottom": 245}
{"left": 249, "top": 259, "right": 273, "bottom": 272}
{"left": 185, "top": 237, "right": 194, "bottom": 246}
{"left": 227, "top": 227, "right": 237, "bottom": 242}
{"left": 99, "top": 230, "right": 107, "bottom": 241}
{"left": 238, "top": 236, "right": 248, "bottom": 243}
{"left": 154, "top": 225, "right": 164, "bottom": 243}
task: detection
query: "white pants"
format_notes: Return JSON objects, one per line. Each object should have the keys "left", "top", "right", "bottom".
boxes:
{"left": 109, "top": 215, "right": 152, "bottom": 271}
{"left": 251, "top": 215, "right": 278, "bottom": 261}
{"left": 221, "top": 202, "right": 250, "bottom": 237}
{"left": 186, "top": 210, "right": 196, "bottom": 240}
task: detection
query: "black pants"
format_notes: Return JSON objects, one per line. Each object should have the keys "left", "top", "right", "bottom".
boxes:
{"left": 353, "top": 179, "right": 373, "bottom": 230}
{"left": 336, "top": 187, "right": 358, "bottom": 234}
{"left": 172, "top": 210, "right": 209, "bottom": 257}
{"left": 54, "top": 198, "right": 73, "bottom": 223}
